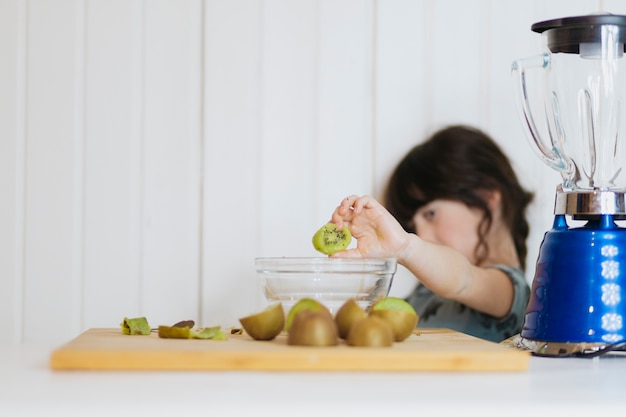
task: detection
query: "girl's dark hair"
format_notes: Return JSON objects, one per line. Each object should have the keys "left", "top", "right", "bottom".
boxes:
{"left": 384, "top": 125, "right": 534, "bottom": 269}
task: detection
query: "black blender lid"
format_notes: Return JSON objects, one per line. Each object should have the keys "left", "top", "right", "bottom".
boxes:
{"left": 531, "top": 13, "right": 626, "bottom": 54}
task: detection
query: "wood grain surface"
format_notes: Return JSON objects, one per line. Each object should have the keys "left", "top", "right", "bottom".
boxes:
{"left": 50, "top": 328, "right": 529, "bottom": 372}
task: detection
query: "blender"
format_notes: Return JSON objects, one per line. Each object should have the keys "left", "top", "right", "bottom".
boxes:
{"left": 512, "top": 13, "right": 626, "bottom": 356}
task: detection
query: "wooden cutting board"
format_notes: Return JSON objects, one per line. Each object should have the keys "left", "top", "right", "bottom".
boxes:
{"left": 50, "top": 328, "right": 529, "bottom": 372}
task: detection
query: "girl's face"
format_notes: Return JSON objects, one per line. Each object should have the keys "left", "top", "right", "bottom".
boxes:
{"left": 412, "top": 199, "right": 484, "bottom": 265}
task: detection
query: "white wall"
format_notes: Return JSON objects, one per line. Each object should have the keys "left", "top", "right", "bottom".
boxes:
{"left": 2, "top": 0, "right": 625, "bottom": 345}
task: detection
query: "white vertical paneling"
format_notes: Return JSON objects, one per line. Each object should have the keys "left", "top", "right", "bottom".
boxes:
{"left": 82, "top": 0, "right": 144, "bottom": 328}
{"left": 23, "top": 0, "right": 83, "bottom": 344}
{"left": 541, "top": 0, "right": 612, "bottom": 18}
{"left": 315, "top": 0, "right": 375, "bottom": 222}
{"left": 141, "top": 0, "right": 202, "bottom": 325}
{"left": 4, "top": 0, "right": 626, "bottom": 343}
{"left": 374, "top": 0, "right": 429, "bottom": 298}
{"left": 427, "top": 0, "right": 490, "bottom": 128}
{"left": 259, "top": 0, "right": 318, "bottom": 258}
{"left": 374, "top": 0, "right": 428, "bottom": 195}
{"left": 0, "top": 0, "right": 24, "bottom": 343}
{"left": 603, "top": 0, "right": 626, "bottom": 14}
{"left": 202, "top": 0, "right": 263, "bottom": 324}
{"left": 486, "top": 0, "right": 554, "bottom": 278}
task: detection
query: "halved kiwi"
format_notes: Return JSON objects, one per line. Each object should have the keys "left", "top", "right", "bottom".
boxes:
{"left": 285, "top": 298, "right": 332, "bottom": 331}
{"left": 312, "top": 223, "right": 352, "bottom": 255}
{"left": 335, "top": 298, "right": 367, "bottom": 339}
{"left": 369, "top": 297, "right": 419, "bottom": 342}
{"left": 239, "top": 303, "right": 285, "bottom": 341}
{"left": 287, "top": 310, "right": 339, "bottom": 346}
{"left": 346, "top": 316, "right": 394, "bottom": 347}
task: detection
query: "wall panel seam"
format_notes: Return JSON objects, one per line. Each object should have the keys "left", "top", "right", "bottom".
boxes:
{"left": 197, "top": 0, "right": 206, "bottom": 325}
{"left": 73, "top": 0, "right": 87, "bottom": 335}
{"left": 255, "top": 0, "right": 265, "bottom": 257}
{"left": 371, "top": 0, "right": 378, "bottom": 197}
{"left": 16, "top": 0, "right": 27, "bottom": 344}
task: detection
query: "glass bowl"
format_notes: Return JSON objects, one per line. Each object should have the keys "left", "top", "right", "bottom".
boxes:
{"left": 255, "top": 257, "right": 397, "bottom": 314}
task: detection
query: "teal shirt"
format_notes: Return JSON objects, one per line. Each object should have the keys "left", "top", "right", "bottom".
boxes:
{"left": 405, "top": 265, "right": 530, "bottom": 343}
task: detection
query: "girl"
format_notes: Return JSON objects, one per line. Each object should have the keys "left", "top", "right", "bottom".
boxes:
{"left": 330, "top": 125, "right": 533, "bottom": 342}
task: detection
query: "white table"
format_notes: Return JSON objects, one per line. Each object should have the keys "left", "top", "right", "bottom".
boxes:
{"left": 1, "top": 342, "right": 625, "bottom": 416}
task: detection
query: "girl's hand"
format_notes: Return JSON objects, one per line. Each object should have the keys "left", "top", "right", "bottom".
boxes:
{"left": 330, "top": 195, "right": 411, "bottom": 259}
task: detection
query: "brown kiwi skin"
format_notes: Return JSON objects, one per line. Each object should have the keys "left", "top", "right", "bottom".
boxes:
{"left": 287, "top": 310, "right": 339, "bottom": 346}
{"left": 285, "top": 298, "right": 333, "bottom": 331}
{"left": 239, "top": 303, "right": 285, "bottom": 341}
{"left": 369, "top": 309, "right": 419, "bottom": 342}
{"left": 335, "top": 298, "right": 368, "bottom": 339}
{"left": 346, "top": 316, "right": 394, "bottom": 347}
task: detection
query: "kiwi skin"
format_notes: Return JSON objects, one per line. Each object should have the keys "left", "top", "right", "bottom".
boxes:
{"left": 285, "top": 298, "right": 333, "bottom": 331}
{"left": 335, "top": 298, "right": 367, "bottom": 339}
{"left": 368, "top": 309, "right": 418, "bottom": 342}
{"left": 346, "top": 316, "right": 394, "bottom": 347}
{"left": 369, "top": 298, "right": 419, "bottom": 342}
{"left": 287, "top": 310, "right": 339, "bottom": 346}
{"left": 239, "top": 303, "right": 285, "bottom": 341}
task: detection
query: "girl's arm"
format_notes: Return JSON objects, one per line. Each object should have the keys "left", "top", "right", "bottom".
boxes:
{"left": 330, "top": 195, "right": 514, "bottom": 318}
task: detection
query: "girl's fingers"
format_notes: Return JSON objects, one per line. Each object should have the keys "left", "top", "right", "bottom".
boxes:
{"left": 349, "top": 195, "right": 375, "bottom": 214}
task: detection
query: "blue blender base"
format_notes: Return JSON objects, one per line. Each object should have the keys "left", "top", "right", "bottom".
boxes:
{"left": 522, "top": 214, "right": 626, "bottom": 352}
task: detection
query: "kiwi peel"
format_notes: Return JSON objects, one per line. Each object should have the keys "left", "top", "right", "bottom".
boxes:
{"left": 285, "top": 298, "right": 332, "bottom": 331}
{"left": 334, "top": 298, "right": 367, "bottom": 339}
{"left": 239, "top": 303, "right": 285, "bottom": 341}
{"left": 287, "top": 310, "right": 339, "bottom": 346}
{"left": 346, "top": 316, "right": 394, "bottom": 347}
{"left": 312, "top": 223, "right": 352, "bottom": 255}
{"left": 369, "top": 297, "right": 419, "bottom": 342}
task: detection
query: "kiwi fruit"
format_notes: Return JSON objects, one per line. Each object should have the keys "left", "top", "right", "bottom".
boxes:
{"left": 157, "top": 325, "right": 191, "bottom": 339}
{"left": 285, "top": 298, "right": 332, "bottom": 331}
{"left": 239, "top": 303, "right": 285, "bottom": 341}
{"left": 369, "top": 297, "right": 419, "bottom": 342}
{"left": 346, "top": 316, "right": 394, "bottom": 347}
{"left": 287, "top": 310, "right": 339, "bottom": 346}
{"left": 312, "top": 223, "right": 352, "bottom": 255}
{"left": 335, "top": 298, "right": 367, "bottom": 339}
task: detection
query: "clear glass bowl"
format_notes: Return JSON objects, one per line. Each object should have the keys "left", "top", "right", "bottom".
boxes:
{"left": 255, "top": 257, "right": 397, "bottom": 314}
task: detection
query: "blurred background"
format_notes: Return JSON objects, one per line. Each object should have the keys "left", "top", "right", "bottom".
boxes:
{"left": 2, "top": 0, "right": 625, "bottom": 345}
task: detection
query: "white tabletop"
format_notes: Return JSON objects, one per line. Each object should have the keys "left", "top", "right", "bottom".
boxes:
{"left": 1, "top": 342, "right": 625, "bottom": 416}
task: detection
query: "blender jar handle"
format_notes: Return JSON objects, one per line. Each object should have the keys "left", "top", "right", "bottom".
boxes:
{"left": 511, "top": 53, "right": 569, "bottom": 173}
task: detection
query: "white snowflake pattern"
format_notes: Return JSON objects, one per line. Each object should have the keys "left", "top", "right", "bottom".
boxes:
{"left": 601, "top": 260, "right": 620, "bottom": 280}
{"left": 601, "top": 283, "right": 621, "bottom": 306}
{"left": 602, "top": 245, "right": 619, "bottom": 257}
{"left": 601, "top": 313, "right": 623, "bottom": 332}
{"left": 602, "top": 333, "right": 623, "bottom": 343}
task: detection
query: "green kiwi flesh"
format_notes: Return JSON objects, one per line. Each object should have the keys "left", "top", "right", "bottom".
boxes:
{"left": 312, "top": 223, "right": 352, "bottom": 255}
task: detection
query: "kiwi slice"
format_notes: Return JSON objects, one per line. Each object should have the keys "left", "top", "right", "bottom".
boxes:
{"left": 369, "top": 297, "right": 419, "bottom": 342}
{"left": 239, "top": 303, "right": 285, "bottom": 341}
{"left": 120, "top": 317, "right": 151, "bottom": 335}
{"left": 346, "top": 316, "right": 394, "bottom": 347}
{"left": 157, "top": 325, "right": 191, "bottom": 339}
{"left": 312, "top": 223, "right": 352, "bottom": 255}
{"left": 287, "top": 310, "right": 339, "bottom": 346}
{"left": 285, "top": 298, "right": 332, "bottom": 331}
{"left": 335, "top": 298, "right": 367, "bottom": 339}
